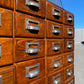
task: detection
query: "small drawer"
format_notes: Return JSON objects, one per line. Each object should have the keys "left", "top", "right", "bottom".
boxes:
{"left": 64, "top": 39, "right": 74, "bottom": 52}
{"left": 47, "top": 20, "right": 63, "bottom": 38}
{"left": 64, "top": 64, "right": 74, "bottom": 81}
{"left": 15, "top": 58, "right": 45, "bottom": 84}
{"left": 63, "top": 10, "right": 74, "bottom": 26}
{"left": 15, "top": 38, "right": 45, "bottom": 62}
{"left": 16, "top": 0, "right": 46, "bottom": 18}
{"left": 29, "top": 77, "right": 45, "bottom": 84}
{"left": 15, "top": 12, "right": 45, "bottom": 38}
{"left": 0, "top": 38, "right": 13, "bottom": 66}
{"left": 46, "top": 1, "right": 63, "bottom": 23}
{"left": 0, "top": 0, "right": 14, "bottom": 9}
{"left": 63, "top": 25, "right": 74, "bottom": 38}
{"left": 47, "top": 54, "right": 63, "bottom": 74}
{"left": 63, "top": 52, "right": 74, "bottom": 67}
{"left": 64, "top": 75, "right": 75, "bottom": 84}
{"left": 48, "top": 69, "right": 64, "bottom": 84}
{"left": 0, "top": 66, "right": 14, "bottom": 84}
{"left": 0, "top": 8, "right": 13, "bottom": 36}
{"left": 47, "top": 39, "right": 64, "bottom": 56}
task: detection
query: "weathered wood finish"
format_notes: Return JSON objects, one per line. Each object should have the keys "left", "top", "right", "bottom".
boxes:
{"left": 15, "top": 58, "right": 45, "bottom": 84}
{"left": 15, "top": 38, "right": 45, "bottom": 62}
{"left": 63, "top": 25, "right": 74, "bottom": 38}
{"left": 46, "top": 1, "right": 63, "bottom": 23}
{"left": 0, "top": 8, "right": 13, "bottom": 36}
{"left": 0, "top": 0, "right": 14, "bottom": 9}
{"left": 48, "top": 68, "right": 64, "bottom": 84}
{"left": 16, "top": 0, "right": 46, "bottom": 18}
{"left": 63, "top": 52, "right": 74, "bottom": 67}
{"left": 47, "top": 39, "right": 64, "bottom": 56}
{"left": 0, "top": 38, "right": 13, "bottom": 66}
{"left": 15, "top": 12, "right": 45, "bottom": 38}
{"left": 46, "top": 20, "right": 63, "bottom": 38}
{"left": 47, "top": 54, "right": 63, "bottom": 74}
{"left": 0, "top": 66, "right": 14, "bottom": 84}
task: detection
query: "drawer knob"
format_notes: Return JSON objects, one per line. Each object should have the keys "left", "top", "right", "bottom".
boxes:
{"left": 52, "top": 25, "right": 60, "bottom": 35}
{"left": 52, "top": 7, "right": 61, "bottom": 17}
{"left": 67, "top": 28, "right": 73, "bottom": 35}
{"left": 26, "top": 19, "right": 40, "bottom": 32}
{"left": 68, "top": 79, "right": 74, "bottom": 84}
{"left": 67, "top": 14, "right": 73, "bottom": 22}
{"left": 26, "top": 0, "right": 40, "bottom": 10}
{"left": 0, "top": 13, "right": 1, "bottom": 26}
{"left": 26, "top": 63, "right": 40, "bottom": 78}
{"left": 67, "top": 55, "right": 73, "bottom": 63}
{"left": 53, "top": 73, "right": 61, "bottom": 84}
{"left": 67, "top": 67, "right": 73, "bottom": 76}
{"left": 0, "top": 75, "right": 2, "bottom": 84}
{"left": 26, "top": 42, "right": 40, "bottom": 54}
{"left": 67, "top": 41, "right": 73, "bottom": 49}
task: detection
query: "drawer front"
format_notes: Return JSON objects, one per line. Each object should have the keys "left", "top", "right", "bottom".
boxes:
{"left": 0, "top": 0, "right": 14, "bottom": 9}
{"left": 63, "top": 10, "right": 74, "bottom": 26}
{"left": 47, "top": 39, "right": 64, "bottom": 56}
{"left": 0, "top": 66, "right": 14, "bottom": 84}
{"left": 15, "top": 12, "right": 45, "bottom": 38}
{"left": 48, "top": 69, "right": 64, "bottom": 84}
{"left": 64, "top": 39, "right": 74, "bottom": 52}
{"left": 47, "top": 20, "right": 63, "bottom": 38}
{"left": 64, "top": 76, "right": 75, "bottom": 84}
{"left": 47, "top": 54, "right": 63, "bottom": 74}
{"left": 46, "top": 1, "right": 63, "bottom": 23}
{"left": 15, "top": 58, "right": 45, "bottom": 84}
{"left": 16, "top": 0, "right": 46, "bottom": 18}
{"left": 0, "top": 38, "right": 13, "bottom": 66}
{"left": 15, "top": 39, "right": 45, "bottom": 62}
{"left": 63, "top": 52, "right": 74, "bottom": 67}
{"left": 63, "top": 25, "right": 74, "bottom": 38}
{"left": 64, "top": 64, "right": 74, "bottom": 81}
{"left": 0, "top": 8, "right": 13, "bottom": 36}
{"left": 29, "top": 77, "right": 45, "bottom": 84}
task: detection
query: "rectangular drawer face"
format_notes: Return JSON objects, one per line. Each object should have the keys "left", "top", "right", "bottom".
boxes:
{"left": 48, "top": 69, "right": 64, "bottom": 84}
{"left": 16, "top": 0, "right": 46, "bottom": 18}
{"left": 46, "top": 1, "right": 63, "bottom": 23}
{"left": 0, "top": 66, "right": 14, "bottom": 84}
{"left": 0, "top": 8, "right": 13, "bottom": 36}
{"left": 47, "top": 20, "right": 63, "bottom": 38}
{"left": 63, "top": 25, "right": 74, "bottom": 38}
{"left": 64, "top": 39, "right": 74, "bottom": 52}
{"left": 63, "top": 52, "right": 74, "bottom": 67}
{"left": 15, "top": 12, "right": 45, "bottom": 38}
{"left": 0, "top": 0, "right": 14, "bottom": 9}
{"left": 15, "top": 38, "right": 45, "bottom": 62}
{"left": 29, "top": 77, "right": 45, "bottom": 84}
{"left": 47, "top": 39, "right": 64, "bottom": 56}
{"left": 47, "top": 54, "right": 63, "bottom": 74}
{"left": 63, "top": 10, "right": 74, "bottom": 26}
{"left": 0, "top": 38, "right": 13, "bottom": 66}
{"left": 64, "top": 64, "right": 74, "bottom": 81}
{"left": 15, "top": 58, "right": 45, "bottom": 84}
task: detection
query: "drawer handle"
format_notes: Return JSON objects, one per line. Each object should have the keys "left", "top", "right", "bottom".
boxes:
{"left": 52, "top": 42, "right": 60, "bottom": 51}
{"left": 53, "top": 73, "right": 61, "bottom": 84}
{"left": 68, "top": 79, "right": 74, "bottom": 84}
{"left": 26, "top": 63, "right": 40, "bottom": 78}
{"left": 0, "top": 75, "right": 2, "bottom": 84}
{"left": 67, "top": 28, "right": 73, "bottom": 35}
{"left": 0, "top": 44, "right": 1, "bottom": 58}
{"left": 52, "top": 7, "right": 61, "bottom": 17}
{"left": 26, "top": 19, "right": 40, "bottom": 32}
{"left": 52, "top": 25, "right": 60, "bottom": 34}
{"left": 67, "top": 41, "right": 73, "bottom": 49}
{"left": 26, "top": 42, "right": 40, "bottom": 54}
{"left": 67, "top": 14, "right": 73, "bottom": 22}
{"left": 53, "top": 58, "right": 61, "bottom": 68}
{"left": 67, "top": 54, "right": 73, "bottom": 63}
{"left": 26, "top": 0, "right": 40, "bottom": 10}
{"left": 67, "top": 67, "right": 73, "bottom": 76}
{"left": 0, "top": 13, "right": 1, "bottom": 26}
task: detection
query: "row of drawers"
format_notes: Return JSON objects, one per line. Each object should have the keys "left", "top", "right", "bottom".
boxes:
{"left": 0, "top": 38, "right": 74, "bottom": 66}
{"left": 0, "top": 8, "right": 74, "bottom": 38}
{"left": 0, "top": 61, "right": 74, "bottom": 84}
{"left": 0, "top": 0, "right": 74, "bottom": 26}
